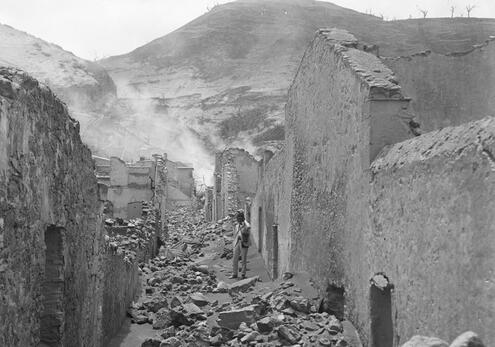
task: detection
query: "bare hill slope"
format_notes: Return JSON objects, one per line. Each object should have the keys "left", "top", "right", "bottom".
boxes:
{"left": 99, "top": 0, "right": 495, "bottom": 166}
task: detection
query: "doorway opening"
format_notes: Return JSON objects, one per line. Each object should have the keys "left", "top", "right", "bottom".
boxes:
{"left": 40, "top": 226, "right": 65, "bottom": 346}
{"left": 370, "top": 273, "right": 393, "bottom": 347}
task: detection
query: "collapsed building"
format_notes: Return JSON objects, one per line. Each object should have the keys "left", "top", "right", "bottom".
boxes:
{"left": 0, "top": 67, "right": 163, "bottom": 346}
{"left": 210, "top": 148, "right": 258, "bottom": 221}
{"left": 165, "top": 159, "right": 195, "bottom": 208}
{"left": 214, "top": 29, "right": 495, "bottom": 346}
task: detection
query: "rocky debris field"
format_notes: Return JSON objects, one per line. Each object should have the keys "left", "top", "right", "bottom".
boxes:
{"left": 104, "top": 201, "right": 158, "bottom": 263}
{"left": 123, "top": 208, "right": 359, "bottom": 347}
{"left": 124, "top": 207, "right": 486, "bottom": 347}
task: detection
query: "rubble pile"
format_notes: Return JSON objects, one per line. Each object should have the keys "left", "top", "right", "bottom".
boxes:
{"left": 126, "top": 208, "right": 360, "bottom": 347}
{"left": 119, "top": 207, "right": 486, "bottom": 347}
{"left": 104, "top": 201, "right": 158, "bottom": 263}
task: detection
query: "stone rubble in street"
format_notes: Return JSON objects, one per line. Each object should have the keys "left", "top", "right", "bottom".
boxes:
{"left": 126, "top": 207, "right": 360, "bottom": 347}
{"left": 123, "top": 207, "right": 486, "bottom": 347}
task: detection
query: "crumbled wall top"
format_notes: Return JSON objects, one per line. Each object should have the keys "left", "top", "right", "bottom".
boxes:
{"left": 220, "top": 147, "right": 258, "bottom": 163}
{"left": 317, "top": 28, "right": 402, "bottom": 97}
{"left": 371, "top": 116, "right": 495, "bottom": 172}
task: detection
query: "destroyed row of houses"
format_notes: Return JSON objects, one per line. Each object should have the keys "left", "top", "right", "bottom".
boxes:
{"left": 93, "top": 154, "right": 195, "bottom": 219}
{"left": 204, "top": 29, "right": 495, "bottom": 346}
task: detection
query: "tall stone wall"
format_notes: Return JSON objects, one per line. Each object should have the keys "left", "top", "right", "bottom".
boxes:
{"left": 383, "top": 37, "right": 495, "bottom": 133}
{"left": 285, "top": 28, "right": 414, "bottom": 292}
{"left": 0, "top": 67, "right": 104, "bottom": 347}
{"left": 251, "top": 149, "right": 292, "bottom": 278}
{"left": 365, "top": 117, "right": 495, "bottom": 345}
{"left": 102, "top": 216, "right": 158, "bottom": 344}
{"left": 251, "top": 29, "right": 495, "bottom": 346}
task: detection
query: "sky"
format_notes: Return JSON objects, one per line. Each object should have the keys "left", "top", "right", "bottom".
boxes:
{"left": 0, "top": 0, "right": 494, "bottom": 60}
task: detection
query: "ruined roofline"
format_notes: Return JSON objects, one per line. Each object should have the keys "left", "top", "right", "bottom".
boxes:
{"left": 218, "top": 147, "right": 258, "bottom": 162}
{"left": 371, "top": 116, "right": 495, "bottom": 172}
{"left": 382, "top": 35, "right": 495, "bottom": 61}
{"left": 314, "top": 28, "right": 404, "bottom": 98}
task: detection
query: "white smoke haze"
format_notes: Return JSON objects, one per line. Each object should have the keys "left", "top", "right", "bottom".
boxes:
{"left": 116, "top": 96, "right": 215, "bottom": 185}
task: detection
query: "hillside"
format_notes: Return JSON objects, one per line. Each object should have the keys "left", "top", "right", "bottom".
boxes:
{"left": 0, "top": 23, "right": 116, "bottom": 111}
{"left": 99, "top": 0, "right": 495, "bottom": 167}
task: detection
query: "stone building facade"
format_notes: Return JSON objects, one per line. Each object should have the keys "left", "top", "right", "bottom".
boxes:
{"left": 94, "top": 155, "right": 167, "bottom": 220}
{"left": 165, "top": 158, "right": 195, "bottom": 208}
{"left": 250, "top": 29, "right": 495, "bottom": 346}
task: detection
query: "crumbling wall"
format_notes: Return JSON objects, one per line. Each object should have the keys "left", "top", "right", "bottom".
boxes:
{"left": 251, "top": 149, "right": 292, "bottom": 278}
{"left": 363, "top": 117, "right": 495, "bottom": 346}
{"left": 102, "top": 216, "right": 158, "bottom": 344}
{"left": 255, "top": 28, "right": 495, "bottom": 346}
{"left": 285, "top": 28, "right": 413, "bottom": 294}
{"left": 383, "top": 37, "right": 495, "bottom": 133}
{"left": 0, "top": 67, "right": 104, "bottom": 347}
{"left": 213, "top": 148, "right": 258, "bottom": 220}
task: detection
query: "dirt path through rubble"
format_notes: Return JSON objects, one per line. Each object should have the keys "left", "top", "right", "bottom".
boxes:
{"left": 108, "top": 208, "right": 363, "bottom": 347}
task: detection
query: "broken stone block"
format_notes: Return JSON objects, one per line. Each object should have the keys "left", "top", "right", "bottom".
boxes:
{"left": 319, "top": 337, "right": 332, "bottom": 346}
{"left": 401, "top": 335, "right": 449, "bottom": 347}
{"left": 277, "top": 325, "right": 301, "bottom": 344}
{"left": 300, "top": 320, "right": 319, "bottom": 331}
{"left": 327, "top": 316, "right": 343, "bottom": 334}
{"left": 209, "top": 334, "right": 223, "bottom": 346}
{"left": 142, "top": 337, "right": 162, "bottom": 347}
{"left": 190, "top": 264, "right": 210, "bottom": 274}
{"left": 289, "top": 297, "right": 311, "bottom": 314}
{"left": 241, "top": 331, "right": 260, "bottom": 343}
{"left": 160, "top": 326, "right": 176, "bottom": 339}
{"left": 182, "top": 302, "right": 203, "bottom": 315}
{"left": 169, "top": 309, "right": 193, "bottom": 327}
{"left": 159, "top": 336, "right": 182, "bottom": 347}
{"left": 143, "top": 297, "right": 169, "bottom": 313}
{"left": 189, "top": 292, "right": 209, "bottom": 306}
{"left": 170, "top": 296, "right": 182, "bottom": 308}
{"left": 449, "top": 332, "right": 485, "bottom": 347}
{"left": 152, "top": 308, "right": 171, "bottom": 329}
{"left": 214, "top": 281, "right": 229, "bottom": 293}
{"left": 217, "top": 306, "right": 258, "bottom": 330}
{"left": 256, "top": 317, "right": 274, "bottom": 333}
{"left": 229, "top": 276, "right": 259, "bottom": 293}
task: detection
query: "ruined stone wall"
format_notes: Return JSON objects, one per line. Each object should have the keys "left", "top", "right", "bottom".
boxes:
{"left": 383, "top": 37, "right": 495, "bottom": 133}
{"left": 0, "top": 67, "right": 104, "bottom": 347}
{"left": 252, "top": 28, "right": 495, "bottom": 346}
{"left": 251, "top": 148, "right": 292, "bottom": 278}
{"left": 213, "top": 148, "right": 259, "bottom": 220}
{"left": 102, "top": 219, "right": 158, "bottom": 344}
{"left": 362, "top": 117, "right": 495, "bottom": 346}
{"left": 285, "top": 29, "right": 413, "bottom": 293}
{"left": 105, "top": 157, "right": 155, "bottom": 218}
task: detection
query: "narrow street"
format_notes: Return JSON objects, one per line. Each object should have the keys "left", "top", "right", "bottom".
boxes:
{"left": 108, "top": 207, "right": 362, "bottom": 347}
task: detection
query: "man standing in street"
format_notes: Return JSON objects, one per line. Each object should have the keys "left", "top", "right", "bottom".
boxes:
{"left": 230, "top": 210, "right": 251, "bottom": 279}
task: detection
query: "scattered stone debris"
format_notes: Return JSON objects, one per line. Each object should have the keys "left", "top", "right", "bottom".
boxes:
{"left": 401, "top": 331, "right": 486, "bottom": 347}
{"left": 125, "top": 207, "right": 361, "bottom": 347}
{"left": 126, "top": 207, "right": 485, "bottom": 347}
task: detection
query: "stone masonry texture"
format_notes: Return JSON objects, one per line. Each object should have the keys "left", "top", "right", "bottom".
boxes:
{"left": 383, "top": 37, "right": 495, "bottom": 133}
{"left": 251, "top": 29, "right": 495, "bottom": 346}
{"left": 0, "top": 67, "right": 105, "bottom": 346}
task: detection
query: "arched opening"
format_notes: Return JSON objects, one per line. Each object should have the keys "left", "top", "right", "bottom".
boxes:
{"left": 40, "top": 226, "right": 65, "bottom": 347}
{"left": 370, "top": 273, "right": 393, "bottom": 347}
